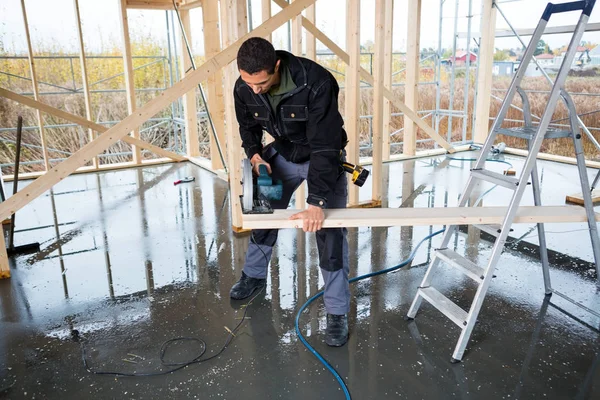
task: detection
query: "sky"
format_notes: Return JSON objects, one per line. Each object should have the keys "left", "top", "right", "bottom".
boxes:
{"left": 1, "top": 0, "right": 600, "bottom": 56}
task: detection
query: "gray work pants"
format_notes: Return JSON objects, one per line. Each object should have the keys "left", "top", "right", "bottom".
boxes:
{"left": 243, "top": 146, "right": 350, "bottom": 315}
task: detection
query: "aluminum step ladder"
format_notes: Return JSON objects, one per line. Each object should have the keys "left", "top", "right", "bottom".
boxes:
{"left": 405, "top": 0, "right": 600, "bottom": 363}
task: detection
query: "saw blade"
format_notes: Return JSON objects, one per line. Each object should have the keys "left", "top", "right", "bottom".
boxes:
{"left": 241, "top": 158, "right": 253, "bottom": 213}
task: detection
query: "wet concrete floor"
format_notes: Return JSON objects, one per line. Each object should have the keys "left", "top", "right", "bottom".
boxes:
{"left": 0, "top": 151, "right": 599, "bottom": 399}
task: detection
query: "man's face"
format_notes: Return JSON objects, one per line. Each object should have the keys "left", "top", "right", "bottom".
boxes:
{"left": 240, "top": 60, "right": 280, "bottom": 95}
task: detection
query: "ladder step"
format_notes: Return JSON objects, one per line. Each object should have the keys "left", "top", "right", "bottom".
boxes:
{"left": 418, "top": 286, "right": 468, "bottom": 328}
{"left": 471, "top": 169, "right": 521, "bottom": 189}
{"left": 495, "top": 127, "right": 572, "bottom": 140}
{"left": 472, "top": 224, "right": 512, "bottom": 237}
{"left": 436, "top": 249, "right": 485, "bottom": 282}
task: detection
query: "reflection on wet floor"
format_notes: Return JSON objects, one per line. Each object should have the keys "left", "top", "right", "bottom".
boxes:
{"left": 0, "top": 153, "right": 599, "bottom": 399}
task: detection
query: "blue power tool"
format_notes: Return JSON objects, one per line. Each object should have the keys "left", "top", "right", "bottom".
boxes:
{"left": 240, "top": 159, "right": 283, "bottom": 214}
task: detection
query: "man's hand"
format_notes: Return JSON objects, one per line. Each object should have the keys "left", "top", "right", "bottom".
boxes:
{"left": 250, "top": 153, "right": 272, "bottom": 175}
{"left": 289, "top": 205, "right": 325, "bottom": 232}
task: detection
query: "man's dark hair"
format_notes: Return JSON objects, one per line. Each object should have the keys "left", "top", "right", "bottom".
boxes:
{"left": 237, "top": 37, "right": 277, "bottom": 74}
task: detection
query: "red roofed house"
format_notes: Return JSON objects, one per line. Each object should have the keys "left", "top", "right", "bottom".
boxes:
{"left": 450, "top": 51, "right": 477, "bottom": 66}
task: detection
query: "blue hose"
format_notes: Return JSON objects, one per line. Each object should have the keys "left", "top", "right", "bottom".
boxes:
{"left": 295, "top": 228, "right": 446, "bottom": 400}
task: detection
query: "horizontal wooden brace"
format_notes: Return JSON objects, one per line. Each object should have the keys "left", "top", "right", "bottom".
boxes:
{"left": 242, "top": 206, "right": 600, "bottom": 230}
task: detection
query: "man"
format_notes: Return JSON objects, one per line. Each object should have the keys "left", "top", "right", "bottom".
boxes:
{"left": 230, "top": 37, "right": 350, "bottom": 347}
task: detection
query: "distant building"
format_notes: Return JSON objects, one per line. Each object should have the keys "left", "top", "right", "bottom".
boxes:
{"left": 450, "top": 51, "right": 477, "bottom": 66}
{"left": 555, "top": 46, "right": 590, "bottom": 67}
{"left": 493, "top": 61, "right": 516, "bottom": 77}
{"left": 534, "top": 53, "right": 555, "bottom": 66}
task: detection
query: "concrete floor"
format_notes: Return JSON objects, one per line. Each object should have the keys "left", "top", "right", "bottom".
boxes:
{"left": 0, "top": 151, "right": 599, "bottom": 399}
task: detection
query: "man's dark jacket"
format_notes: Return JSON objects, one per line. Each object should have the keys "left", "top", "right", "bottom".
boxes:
{"left": 234, "top": 50, "right": 347, "bottom": 208}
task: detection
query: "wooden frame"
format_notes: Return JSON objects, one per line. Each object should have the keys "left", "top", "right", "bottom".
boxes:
{"left": 262, "top": 0, "right": 272, "bottom": 41}
{"left": 20, "top": 0, "right": 50, "bottom": 171}
{"left": 371, "top": 0, "right": 386, "bottom": 204}
{"left": 473, "top": 0, "right": 497, "bottom": 143}
{"left": 291, "top": 0, "right": 306, "bottom": 210}
{"left": 382, "top": 0, "right": 393, "bottom": 161}
{"left": 179, "top": 8, "right": 201, "bottom": 158}
{"left": 118, "top": 0, "right": 143, "bottom": 164}
{"left": 345, "top": 0, "right": 361, "bottom": 206}
{"left": 242, "top": 206, "right": 600, "bottom": 230}
{"left": 74, "top": 0, "right": 99, "bottom": 169}
{"left": 271, "top": 0, "right": 455, "bottom": 153}
{"left": 202, "top": 0, "right": 226, "bottom": 170}
{"left": 126, "top": 0, "right": 177, "bottom": 10}
{"left": 0, "top": 88, "right": 186, "bottom": 162}
{"left": 404, "top": 0, "right": 422, "bottom": 156}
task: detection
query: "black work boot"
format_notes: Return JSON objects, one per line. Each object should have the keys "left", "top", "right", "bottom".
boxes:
{"left": 229, "top": 271, "right": 266, "bottom": 300}
{"left": 325, "top": 314, "right": 348, "bottom": 347}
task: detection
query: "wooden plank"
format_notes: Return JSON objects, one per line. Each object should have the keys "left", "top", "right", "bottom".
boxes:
{"left": 73, "top": 0, "right": 98, "bottom": 169}
{"left": 0, "top": 88, "right": 186, "bottom": 162}
{"left": 262, "top": 0, "right": 272, "bottom": 41}
{"left": 382, "top": 0, "right": 393, "bottom": 161}
{"left": 180, "top": 9, "right": 201, "bottom": 158}
{"left": 345, "top": 0, "right": 361, "bottom": 205}
{"left": 126, "top": 0, "right": 176, "bottom": 10}
{"left": 566, "top": 189, "right": 600, "bottom": 206}
{"left": 404, "top": 0, "right": 421, "bottom": 156}
{"left": 2, "top": 158, "right": 176, "bottom": 182}
{"left": 0, "top": 226, "right": 9, "bottom": 279}
{"left": 20, "top": 0, "right": 50, "bottom": 171}
{"left": 179, "top": 0, "right": 202, "bottom": 10}
{"left": 242, "top": 206, "right": 600, "bottom": 230}
{"left": 118, "top": 0, "right": 142, "bottom": 164}
{"left": 0, "top": 0, "right": 317, "bottom": 223}
{"left": 305, "top": 3, "right": 316, "bottom": 59}
{"left": 473, "top": 0, "right": 497, "bottom": 143}
{"left": 202, "top": 0, "right": 226, "bottom": 170}
{"left": 371, "top": 0, "right": 386, "bottom": 204}
{"left": 291, "top": 0, "right": 306, "bottom": 210}
{"left": 282, "top": 8, "right": 455, "bottom": 153}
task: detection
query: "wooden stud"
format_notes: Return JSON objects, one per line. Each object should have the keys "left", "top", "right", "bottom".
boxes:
{"left": 473, "top": 0, "right": 497, "bottom": 143}
{"left": 371, "top": 0, "right": 386, "bottom": 204}
{"left": 242, "top": 206, "right": 600, "bottom": 230}
{"left": 291, "top": 0, "right": 306, "bottom": 210}
{"left": 404, "top": 0, "right": 421, "bottom": 156}
{"left": 118, "top": 0, "right": 142, "bottom": 164}
{"left": 270, "top": 0, "right": 455, "bottom": 153}
{"left": 382, "top": 0, "right": 393, "bottom": 161}
{"left": 566, "top": 190, "right": 600, "bottom": 206}
{"left": 305, "top": 3, "right": 316, "bottom": 59}
{"left": 345, "top": 0, "right": 361, "bottom": 205}
{"left": 20, "top": 0, "right": 50, "bottom": 171}
{"left": 0, "top": 227, "right": 9, "bottom": 279}
{"left": 262, "top": 0, "right": 272, "bottom": 41}
{"left": 203, "top": 0, "right": 226, "bottom": 171}
{"left": 0, "top": 87, "right": 186, "bottom": 162}
{"left": 180, "top": 9, "right": 201, "bottom": 158}
{"left": 126, "top": 0, "right": 176, "bottom": 10}
{"left": 73, "top": 0, "right": 98, "bottom": 169}
{"left": 0, "top": 0, "right": 317, "bottom": 223}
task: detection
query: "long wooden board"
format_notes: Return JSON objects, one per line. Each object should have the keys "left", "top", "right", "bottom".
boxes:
{"left": 0, "top": 0, "right": 316, "bottom": 222}
{"left": 242, "top": 206, "right": 600, "bottom": 230}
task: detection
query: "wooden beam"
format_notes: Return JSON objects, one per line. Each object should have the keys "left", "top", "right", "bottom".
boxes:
{"left": 242, "top": 206, "right": 600, "bottom": 230}
{"left": 126, "top": 0, "right": 177, "bottom": 10}
{"left": 371, "top": 0, "right": 386, "bottom": 204}
{"left": 262, "top": 0, "right": 272, "bottom": 41}
{"left": 272, "top": 2, "right": 456, "bottom": 153}
{"left": 0, "top": 0, "right": 317, "bottom": 223}
{"left": 291, "top": 0, "right": 306, "bottom": 210}
{"left": 345, "top": 0, "right": 361, "bottom": 205}
{"left": 473, "top": 0, "right": 497, "bottom": 143}
{"left": 0, "top": 226, "right": 9, "bottom": 279}
{"left": 566, "top": 189, "right": 600, "bottom": 206}
{"left": 73, "top": 0, "right": 98, "bottom": 169}
{"left": 118, "top": 0, "right": 142, "bottom": 164}
{"left": 0, "top": 87, "right": 187, "bottom": 162}
{"left": 382, "top": 0, "right": 393, "bottom": 161}
{"left": 179, "top": 0, "right": 202, "bottom": 10}
{"left": 202, "top": 0, "right": 226, "bottom": 170}
{"left": 404, "top": 0, "right": 421, "bottom": 156}
{"left": 305, "top": 3, "right": 316, "bottom": 59}
{"left": 180, "top": 9, "right": 201, "bottom": 158}
{"left": 20, "top": 0, "right": 50, "bottom": 171}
